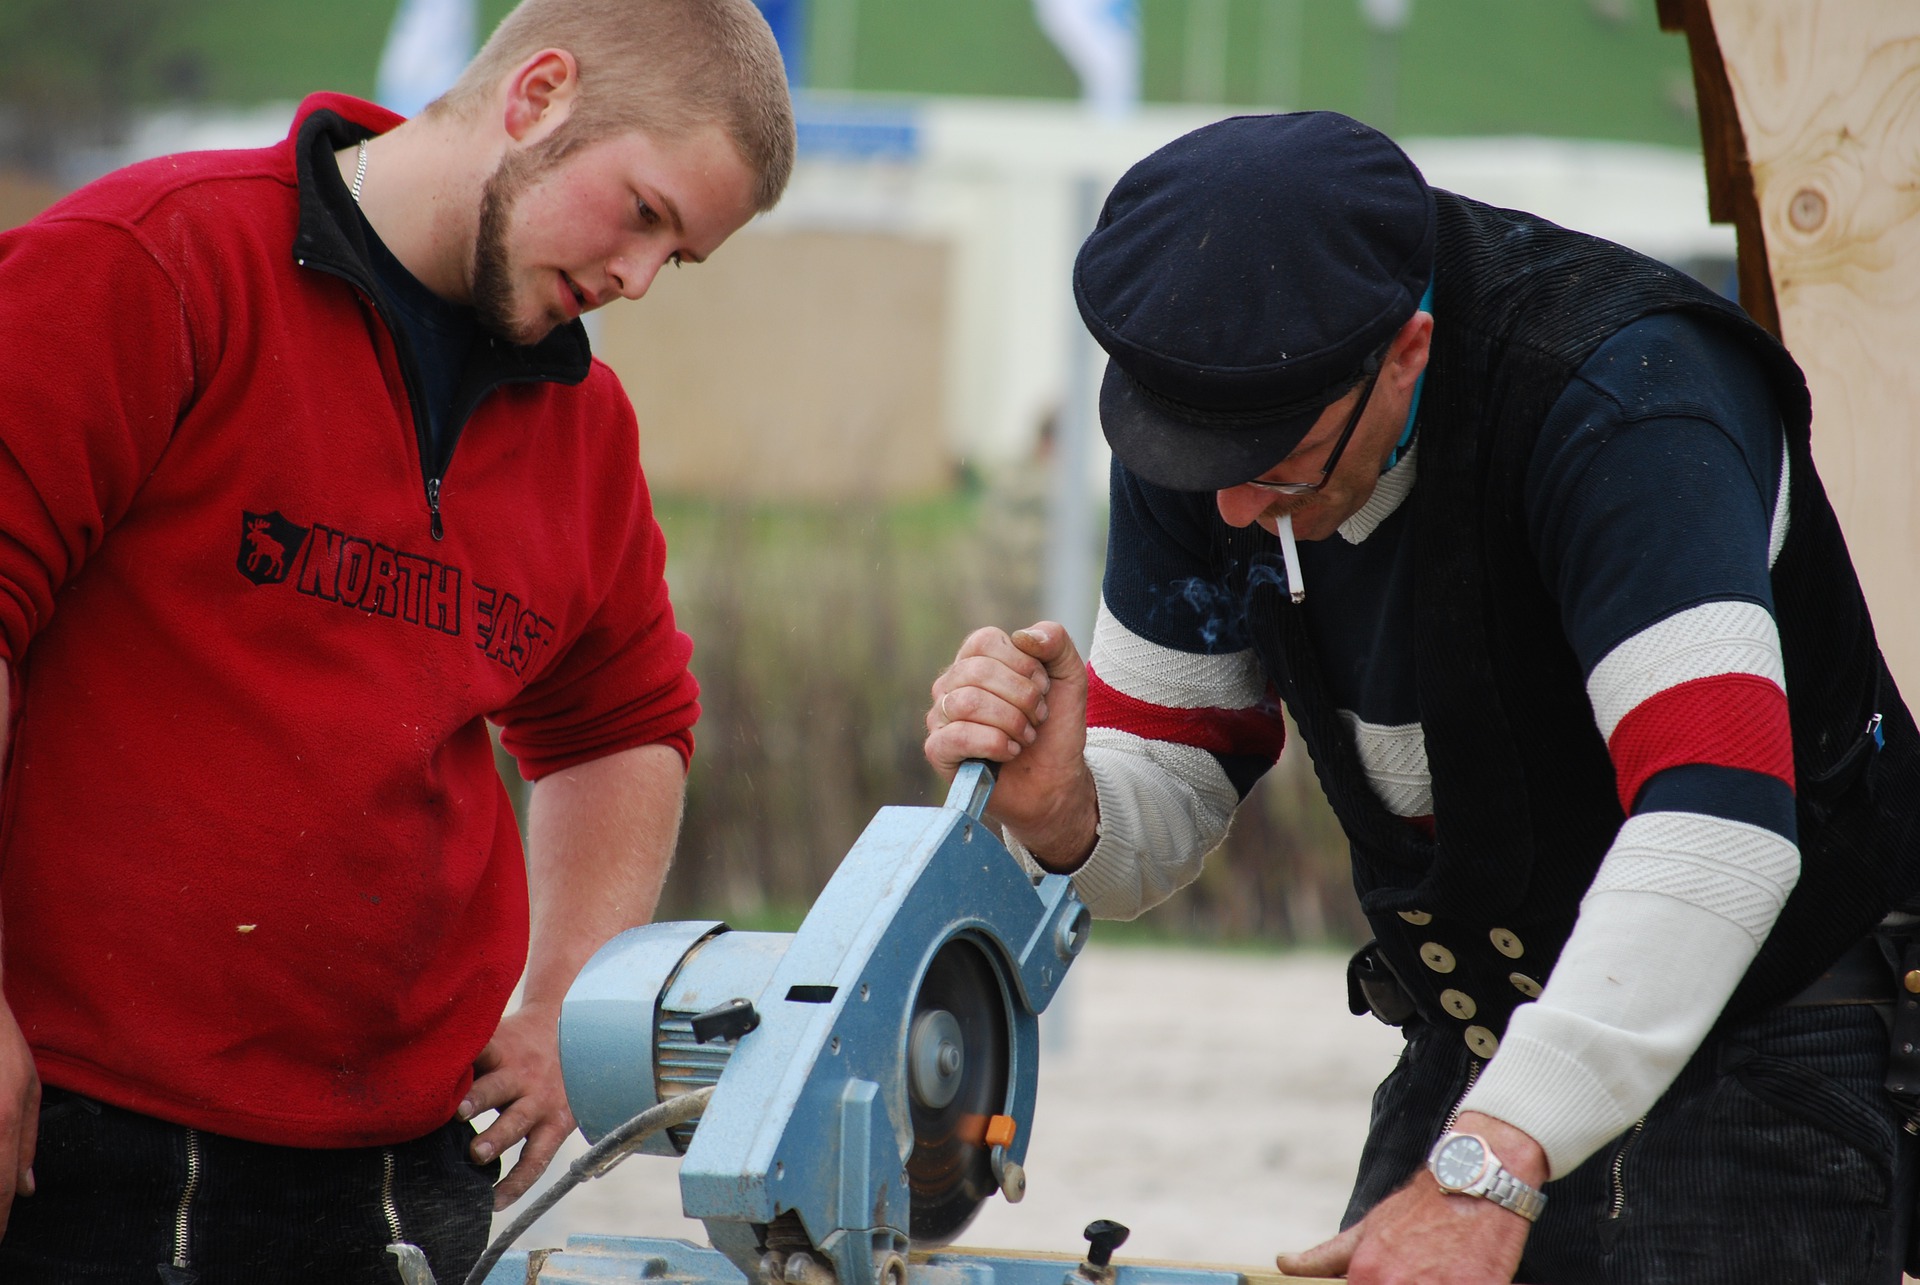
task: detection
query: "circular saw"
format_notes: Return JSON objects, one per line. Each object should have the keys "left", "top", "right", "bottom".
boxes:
{"left": 559, "top": 762, "right": 1091, "bottom": 1285}
{"left": 905, "top": 934, "right": 1011, "bottom": 1245}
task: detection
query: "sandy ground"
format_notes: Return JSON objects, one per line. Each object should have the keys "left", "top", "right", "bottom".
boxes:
{"left": 488, "top": 944, "right": 1404, "bottom": 1272}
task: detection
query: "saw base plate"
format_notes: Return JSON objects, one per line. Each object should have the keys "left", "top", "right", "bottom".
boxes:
{"left": 480, "top": 1235, "right": 1339, "bottom": 1285}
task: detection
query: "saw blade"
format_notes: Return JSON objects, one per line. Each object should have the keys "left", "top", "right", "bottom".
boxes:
{"left": 905, "top": 934, "right": 1010, "bottom": 1246}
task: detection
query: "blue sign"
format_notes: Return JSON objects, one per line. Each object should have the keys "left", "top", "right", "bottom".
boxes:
{"left": 794, "top": 103, "right": 922, "bottom": 161}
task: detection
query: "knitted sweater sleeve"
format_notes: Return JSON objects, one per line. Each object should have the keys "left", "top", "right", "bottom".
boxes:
{"left": 1458, "top": 314, "right": 1799, "bottom": 1176}
{"left": 0, "top": 215, "right": 196, "bottom": 666}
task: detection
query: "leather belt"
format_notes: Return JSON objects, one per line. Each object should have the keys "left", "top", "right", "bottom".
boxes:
{"left": 1786, "top": 933, "right": 1894, "bottom": 1007}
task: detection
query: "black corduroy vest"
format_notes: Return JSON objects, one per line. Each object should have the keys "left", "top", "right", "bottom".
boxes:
{"left": 1213, "top": 192, "right": 1920, "bottom": 1047}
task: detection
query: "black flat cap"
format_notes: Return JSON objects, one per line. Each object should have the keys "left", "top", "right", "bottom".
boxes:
{"left": 1074, "top": 112, "right": 1434, "bottom": 491}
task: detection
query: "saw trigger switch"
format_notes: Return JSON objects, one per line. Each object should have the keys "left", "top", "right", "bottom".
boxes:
{"left": 691, "top": 998, "right": 762, "bottom": 1044}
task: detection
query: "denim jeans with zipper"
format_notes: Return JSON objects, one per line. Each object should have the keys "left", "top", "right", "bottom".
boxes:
{"left": 0, "top": 1087, "right": 498, "bottom": 1284}
{"left": 1346, "top": 1002, "right": 1919, "bottom": 1285}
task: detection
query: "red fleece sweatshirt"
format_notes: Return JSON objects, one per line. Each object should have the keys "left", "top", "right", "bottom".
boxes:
{"left": 0, "top": 96, "right": 699, "bottom": 1147}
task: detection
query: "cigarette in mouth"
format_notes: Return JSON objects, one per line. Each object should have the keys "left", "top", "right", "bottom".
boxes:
{"left": 1278, "top": 513, "right": 1305, "bottom": 604}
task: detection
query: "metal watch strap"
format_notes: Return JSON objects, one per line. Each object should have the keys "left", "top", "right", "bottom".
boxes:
{"left": 1430, "top": 1132, "right": 1548, "bottom": 1223}
{"left": 1479, "top": 1165, "right": 1547, "bottom": 1222}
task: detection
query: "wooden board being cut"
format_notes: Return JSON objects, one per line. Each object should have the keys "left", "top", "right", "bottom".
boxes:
{"left": 918, "top": 1245, "right": 1340, "bottom": 1285}
{"left": 1701, "top": 0, "right": 1920, "bottom": 692}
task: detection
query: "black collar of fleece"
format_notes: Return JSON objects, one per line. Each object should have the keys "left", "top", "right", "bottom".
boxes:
{"left": 286, "top": 92, "right": 591, "bottom": 389}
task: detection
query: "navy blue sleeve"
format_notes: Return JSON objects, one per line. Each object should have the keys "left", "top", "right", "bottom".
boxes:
{"left": 1524, "top": 312, "right": 1795, "bottom": 841}
{"left": 1103, "top": 458, "right": 1256, "bottom": 655}
{"left": 1095, "top": 459, "right": 1285, "bottom": 799}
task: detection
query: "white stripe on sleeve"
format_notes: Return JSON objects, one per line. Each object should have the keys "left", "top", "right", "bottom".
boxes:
{"left": 1585, "top": 600, "right": 1785, "bottom": 741}
{"left": 1091, "top": 599, "right": 1267, "bottom": 711}
{"left": 1585, "top": 810, "right": 1799, "bottom": 944}
{"left": 1339, "top": 711, "right": 1433, "bottom": 818}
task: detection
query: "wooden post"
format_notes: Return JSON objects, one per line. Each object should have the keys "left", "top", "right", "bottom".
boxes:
{"left": 1660, "top": 0, "right": 1920, "bottom": 693}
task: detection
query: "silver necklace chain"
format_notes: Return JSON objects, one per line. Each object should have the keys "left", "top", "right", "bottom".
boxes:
{"left": 350, "top": 138, "right": 369, "bottom": 205}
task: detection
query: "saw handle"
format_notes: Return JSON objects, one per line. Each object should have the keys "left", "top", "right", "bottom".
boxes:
{"left": 943, "top": 759, "right": 1000, "bottom": 820}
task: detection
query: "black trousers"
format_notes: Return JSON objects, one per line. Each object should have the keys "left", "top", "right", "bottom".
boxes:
{"left": 0, "top": 1088, "right": 498, "bottom": 1284}
{"left": 1347, "top": 1003, "right": 1920, "bottom": 1285}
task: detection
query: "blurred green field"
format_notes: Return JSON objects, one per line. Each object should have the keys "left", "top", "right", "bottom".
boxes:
{"left": 61, "top": 0, "right": 1695, "bottom": 146}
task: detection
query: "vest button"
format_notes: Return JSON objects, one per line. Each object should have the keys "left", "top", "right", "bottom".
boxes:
{"left": 1489, "top": 928, "right": 1524, "bottom": 959}
{"left": 1904, "top": 970, "right": 1920, "bottom": 995}
{"left": 1420, "top": 942, "right": 1457, "bottom": 974}
{"left": 1509, "top": 972, "right": 1543, "bottom": 999}
{"left": 1465, "top": 1025, "right": 1500, "bottom": 1058}
{"left": 1440, "top": 989, "right": 1478, "bottom": 1019}
{"left": 1398, "top": 910, "right": 1433, "bottom": 926}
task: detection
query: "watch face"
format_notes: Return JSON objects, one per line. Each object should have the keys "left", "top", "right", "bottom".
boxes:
{"left": 1433, "top": 1135, "right": 1489, "bottom": 1191}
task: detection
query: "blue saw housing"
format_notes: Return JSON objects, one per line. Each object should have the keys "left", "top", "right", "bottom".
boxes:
{"left": 558, "top": 763, "right": 1091, "bottom": 1285}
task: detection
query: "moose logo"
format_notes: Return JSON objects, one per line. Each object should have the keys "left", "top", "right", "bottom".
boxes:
{"left": 236, "top": 510, "right": 310, "bottom": 586}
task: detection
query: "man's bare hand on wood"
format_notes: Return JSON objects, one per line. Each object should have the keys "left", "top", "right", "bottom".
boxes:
{"left": 1277, "top": 1112, "right": 1544, "bottom": 1285}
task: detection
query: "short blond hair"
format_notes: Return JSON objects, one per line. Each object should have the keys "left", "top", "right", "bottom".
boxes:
{"left": 435, "top": 0, "right": 794, "bottom": 211}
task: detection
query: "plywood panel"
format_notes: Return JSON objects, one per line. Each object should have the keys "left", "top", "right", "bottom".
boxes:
{"left": 596, "top": 228, "right": 952, "bottom": 502}
{"left": 1702, "top": 0, "right": 1920, "bottom": 692}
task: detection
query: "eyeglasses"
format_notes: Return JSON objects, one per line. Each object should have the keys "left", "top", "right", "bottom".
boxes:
{"left": 1238, "top": 353, "right": 1385, "bottom": 496}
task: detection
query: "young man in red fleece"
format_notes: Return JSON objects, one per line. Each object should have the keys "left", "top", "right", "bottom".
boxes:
{"left": 0, "top": 1, "right": 793, "bottom": 1279}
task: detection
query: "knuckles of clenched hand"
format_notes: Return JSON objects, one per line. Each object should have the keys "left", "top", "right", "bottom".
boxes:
{"left": 924, "top": 628, "right": 1057, "bottom": 769}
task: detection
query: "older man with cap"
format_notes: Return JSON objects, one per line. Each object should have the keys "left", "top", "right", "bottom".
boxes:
{"left": 923, "top": 112, "right": 1920, "bottom": 1284}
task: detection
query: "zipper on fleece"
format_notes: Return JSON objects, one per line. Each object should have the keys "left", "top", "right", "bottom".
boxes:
{"left": 393, "top": 323, "right": 448, "bottom": 545}
{"left": 172, "top": 1128, "right": 202, "bottom": 1269}
{"left": 295, "top": 260, "right": 455, "bottom": 543}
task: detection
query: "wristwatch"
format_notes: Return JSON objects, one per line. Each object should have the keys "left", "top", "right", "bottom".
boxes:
{"left": 1426, "top": 1131, "right": 1547, "bottom": 1222}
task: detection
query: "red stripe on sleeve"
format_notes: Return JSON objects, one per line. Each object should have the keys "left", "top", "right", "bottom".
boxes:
{"left": 1606, "top": 672, "right": 1794, "bottom": 811}
{"left": 1086, "top": 667, "right": 1286, "bottom": 763}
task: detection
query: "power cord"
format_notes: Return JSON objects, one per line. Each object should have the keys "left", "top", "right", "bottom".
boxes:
{"left": 462, "top": 1086, "right": 717, "bottom": 1285}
